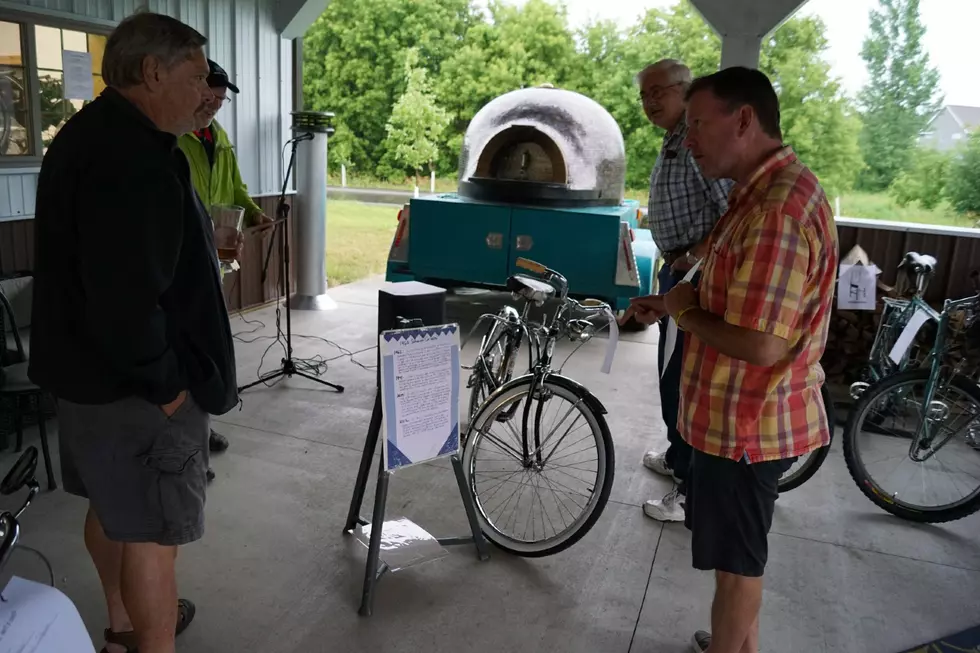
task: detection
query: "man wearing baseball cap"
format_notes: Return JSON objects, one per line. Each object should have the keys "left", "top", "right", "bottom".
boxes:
{"left": 179, "top": 59, "right": 274, "bottom": 479}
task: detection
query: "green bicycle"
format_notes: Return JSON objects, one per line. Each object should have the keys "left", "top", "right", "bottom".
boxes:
{"left": 843, "top": 267, "right": 980, "bottom": 523}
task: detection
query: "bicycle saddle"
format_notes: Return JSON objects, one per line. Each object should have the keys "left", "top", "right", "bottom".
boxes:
{"left": 900, "top": 251, "right": 937, "bottom": 274}
{"left": 506, "top": 274, "right": 555, "bottom": 305}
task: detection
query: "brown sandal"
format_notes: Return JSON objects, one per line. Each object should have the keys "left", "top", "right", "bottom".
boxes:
{"left": 100, "top": 628, "right": 138, "bottom": 653}
{"left": 100, "top": 598, "right": 196, "bottom": 653}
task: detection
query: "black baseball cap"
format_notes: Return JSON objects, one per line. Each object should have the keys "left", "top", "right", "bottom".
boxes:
{"left": 206, "top": 59, "right": 239, "bottom": 94}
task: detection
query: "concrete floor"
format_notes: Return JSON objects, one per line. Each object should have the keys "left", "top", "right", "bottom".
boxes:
{"left": 3, "top": 275, "right": 980, "bottom": 653}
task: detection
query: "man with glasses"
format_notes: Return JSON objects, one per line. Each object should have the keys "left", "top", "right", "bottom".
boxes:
{"left": 632, "top": 59, "right": 733, "bottom": 522}
{"left": 179, "top": 59, "right": 273, "bottom": 479}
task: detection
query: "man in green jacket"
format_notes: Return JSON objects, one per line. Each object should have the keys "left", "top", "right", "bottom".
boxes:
{"left": 179, "top": 59, "right": 273, "bottom": 479}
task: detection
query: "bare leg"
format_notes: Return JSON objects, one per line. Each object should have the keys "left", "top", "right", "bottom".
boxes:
{"left": 705, "top": 571, "right": 763, "bottom": 653}
{"left": 739, "top": 615, "right": 760, "bottom": 653}
{"left": 84, "top": 508, "right": 133, "bottom": 653}
{"left": 120, "top": 542, "right": 178, "bottom": 653}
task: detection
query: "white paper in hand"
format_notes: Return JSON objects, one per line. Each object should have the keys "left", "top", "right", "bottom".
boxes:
{"left": 601, "top": 307, "right": 619, "bottom": 374}
{"left": 661, "top": 259, "right": 703, "bottom": 379}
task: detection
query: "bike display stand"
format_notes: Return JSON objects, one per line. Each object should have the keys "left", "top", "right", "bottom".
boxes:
{"left": 342, "top": 282, "right": 490, "bottom": 617}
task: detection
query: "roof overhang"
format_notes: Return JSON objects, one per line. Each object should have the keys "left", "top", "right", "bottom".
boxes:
{"left": 275, "top": 0, "right": 329, "bottom": 39}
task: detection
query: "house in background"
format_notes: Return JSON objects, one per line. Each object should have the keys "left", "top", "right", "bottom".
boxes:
{"left": 919, "top": 104, "right": 980, "bottom": 151}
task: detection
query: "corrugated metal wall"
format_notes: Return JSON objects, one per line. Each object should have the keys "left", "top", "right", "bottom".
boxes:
{"left": 0, "top": 0, "right": 292, "bottom": 220}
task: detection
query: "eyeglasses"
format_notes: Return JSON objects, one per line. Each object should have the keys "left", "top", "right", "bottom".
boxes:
{"left": 209, "top": 92, "right": 231, "bottom": 105}
{"left": 640, "top": 83, "right": 681, "bottom": 102}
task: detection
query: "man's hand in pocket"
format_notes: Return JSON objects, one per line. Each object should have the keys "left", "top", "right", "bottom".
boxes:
{"left": 161, "top": 390, "right": 187, "bottom": 417}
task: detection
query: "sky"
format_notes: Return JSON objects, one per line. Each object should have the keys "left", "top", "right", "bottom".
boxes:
{"left": 514, "top": 0, "right": 980, "bottom": 107}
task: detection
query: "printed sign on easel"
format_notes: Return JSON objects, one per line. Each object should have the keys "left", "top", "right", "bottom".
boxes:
{"left": 379, "top": 324, "right": 461, "bottom": 471}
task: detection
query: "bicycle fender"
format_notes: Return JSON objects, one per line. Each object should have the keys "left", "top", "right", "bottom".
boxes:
{"left": 489, "top": 373, "right": 609, "bottom": 416}
{"left": 547, "top": 374, "right": 609, "bottom": 416}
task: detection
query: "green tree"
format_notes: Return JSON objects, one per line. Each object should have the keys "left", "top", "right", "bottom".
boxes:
{"left": 946, "top": 133, "right": 980, "bottom": 216}
{"left": 433, "top": 0, "right": 578, "bottom": 169}
{"left": 382, "top": 48, "right": 451, "bottom": 185}
{"left": 570, "top": 3, "right": 723, "bottom": 187}
{"left": 889, "top": 146, "right": 950, "bottom": 209}
{"left": 303, "top": 0, "right": 473, "bottom": 172}
{"left": 327, "top": 121, "right": 356, "bottom": 175}
{"left": 857, "top": 0, "right": 942, "bottom": 191}
{"left": 571, "top": 3, "right": 861, "bottom": 192}
{"left": 759, "top": 15, "right": 864, "bottom": 195}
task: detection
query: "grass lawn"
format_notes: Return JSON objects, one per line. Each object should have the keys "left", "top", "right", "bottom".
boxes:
{"left": 836, "top": 191, "right": 976, "bottom": 228}
{"left": 326, "top": 199, "right": 397, "bottom": 286}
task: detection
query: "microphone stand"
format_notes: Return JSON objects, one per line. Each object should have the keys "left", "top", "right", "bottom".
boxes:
{"left": 237, "top": 131, "right": 344, "bottom": 394}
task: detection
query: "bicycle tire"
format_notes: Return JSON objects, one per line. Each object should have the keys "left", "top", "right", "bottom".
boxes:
{"left": 843, "top": 369, "right": 980, "bottom": 523}
{"left": 777, "top": 384, "right": 835, "bottom": 493}
{"left": 463, "top": 374, "right": 615, "bottom": 557}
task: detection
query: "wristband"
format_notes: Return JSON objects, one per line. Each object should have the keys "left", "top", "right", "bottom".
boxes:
{"left": 675, "top": 306, "right": 697, "bottom": 330}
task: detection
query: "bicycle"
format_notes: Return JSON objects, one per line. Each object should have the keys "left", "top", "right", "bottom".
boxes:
{"left": 779, "top": 252, "right": 944, "bottom": 494}
{"left": 848, "top": 252, "right": 941, "bottom": 402}
{"left": 463, "top": 258, "right": 617, "bottom": 557}
{"left": 843, "top": 272, "right": 980, "bottom": 523}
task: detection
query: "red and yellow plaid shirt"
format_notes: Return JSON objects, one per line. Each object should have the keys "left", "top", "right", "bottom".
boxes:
{"left": 679, "top": 147, "right": 838, "bottom": 463}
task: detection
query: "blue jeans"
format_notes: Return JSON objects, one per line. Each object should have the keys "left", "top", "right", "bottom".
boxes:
{"left": 656, "top": 262, "right": 697, "bottom": 488}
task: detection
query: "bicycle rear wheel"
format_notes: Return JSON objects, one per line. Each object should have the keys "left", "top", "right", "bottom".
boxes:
{"left": 467, "top": 315, "right": 518, "bottom": 422}
{"left": 778, "top": 383, "right": 835, "bottom": 493}
{"left": 463, "top": 375, "right": 615, "bottom": 557}
{"left": 844, "top": 369, "right": 980, "bottom": 523}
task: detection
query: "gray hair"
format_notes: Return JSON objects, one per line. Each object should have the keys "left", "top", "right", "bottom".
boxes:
{"left": 635, "top": 59, "right": 693, "bottom": 87}
{"left": 102, "top": 11, "right": 207, "bottom": 89}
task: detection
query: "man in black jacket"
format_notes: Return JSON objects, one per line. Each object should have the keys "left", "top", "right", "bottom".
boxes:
{"left": 29, "top": 12, "right": 237, "bottom": 653}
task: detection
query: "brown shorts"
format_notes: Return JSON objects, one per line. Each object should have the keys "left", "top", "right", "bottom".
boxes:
{"left": 58, "top": 394, "right": 210, "bottom": 546}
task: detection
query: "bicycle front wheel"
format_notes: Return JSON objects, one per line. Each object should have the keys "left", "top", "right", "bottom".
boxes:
{"left": 463, "top": 375, "right": 615, "bottom": 557}
{"left": 844, "top": 369, "right": 980, "bottom": 523}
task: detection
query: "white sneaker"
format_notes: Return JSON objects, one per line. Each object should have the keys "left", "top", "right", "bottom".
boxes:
{"left": 643, "top": 450, "right": 672, "bottom": 475}
{"left": 643, "top": 487, "right": 685, "bottom": 522}
{"left": 642, "top": 450, "right": 681, "bottom": 483}
{"left": 691, "top": 630, "right": 711, "bottom": 652}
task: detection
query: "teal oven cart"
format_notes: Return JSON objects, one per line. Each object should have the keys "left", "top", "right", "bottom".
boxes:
{"left": 386, "top": 194, "right": 656, "bottom": 310}
{"left": 383, "top": 85, "right": 658, "bottom": 313}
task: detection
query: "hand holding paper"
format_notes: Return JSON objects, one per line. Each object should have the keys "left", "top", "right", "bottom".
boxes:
{"left": 620, "top": 295, "right": 666, "bottom": 327}
{"left": 661, "top": 259, "right": 703, "bottom": 379}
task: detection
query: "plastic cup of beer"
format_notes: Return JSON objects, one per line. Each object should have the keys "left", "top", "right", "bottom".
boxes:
{"left": 211, "top": 204, "right": 245, "bottom": 263}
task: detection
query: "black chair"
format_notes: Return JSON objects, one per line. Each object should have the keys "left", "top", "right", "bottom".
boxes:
{"left": 0, "top": 287, "right": 55, "bottom": 491}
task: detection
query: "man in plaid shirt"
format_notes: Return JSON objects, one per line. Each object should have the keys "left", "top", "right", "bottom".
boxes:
{"left": 636, "top": 59, "right": 733, "bottom": 523}
{"left": 625, "top": 67, "right": 838, "bottom": 653}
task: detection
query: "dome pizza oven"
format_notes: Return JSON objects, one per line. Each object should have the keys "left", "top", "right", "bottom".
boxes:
{"left": 457, "top": 87, "right": 627, "bottom": 207}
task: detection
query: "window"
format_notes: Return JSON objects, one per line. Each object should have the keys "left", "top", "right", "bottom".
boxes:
{"left": 35, "top": 25, "right": 106, "bottom": 151}
{"left": 0, "top": 21, "right": 31, "bottom": 156}
{"left": 0, "top": 15, "right": 110, "bottom": 161}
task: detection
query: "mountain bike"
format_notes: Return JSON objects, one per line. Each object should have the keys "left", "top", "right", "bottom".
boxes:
{"left": 843, "top": 277, "right": 980, "bottom": 523}
{"left": 463, "top": 258, "right": 617, "bottom": 557}
{"left": 848, "top": 252, "right": 941, "bottom": 402}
